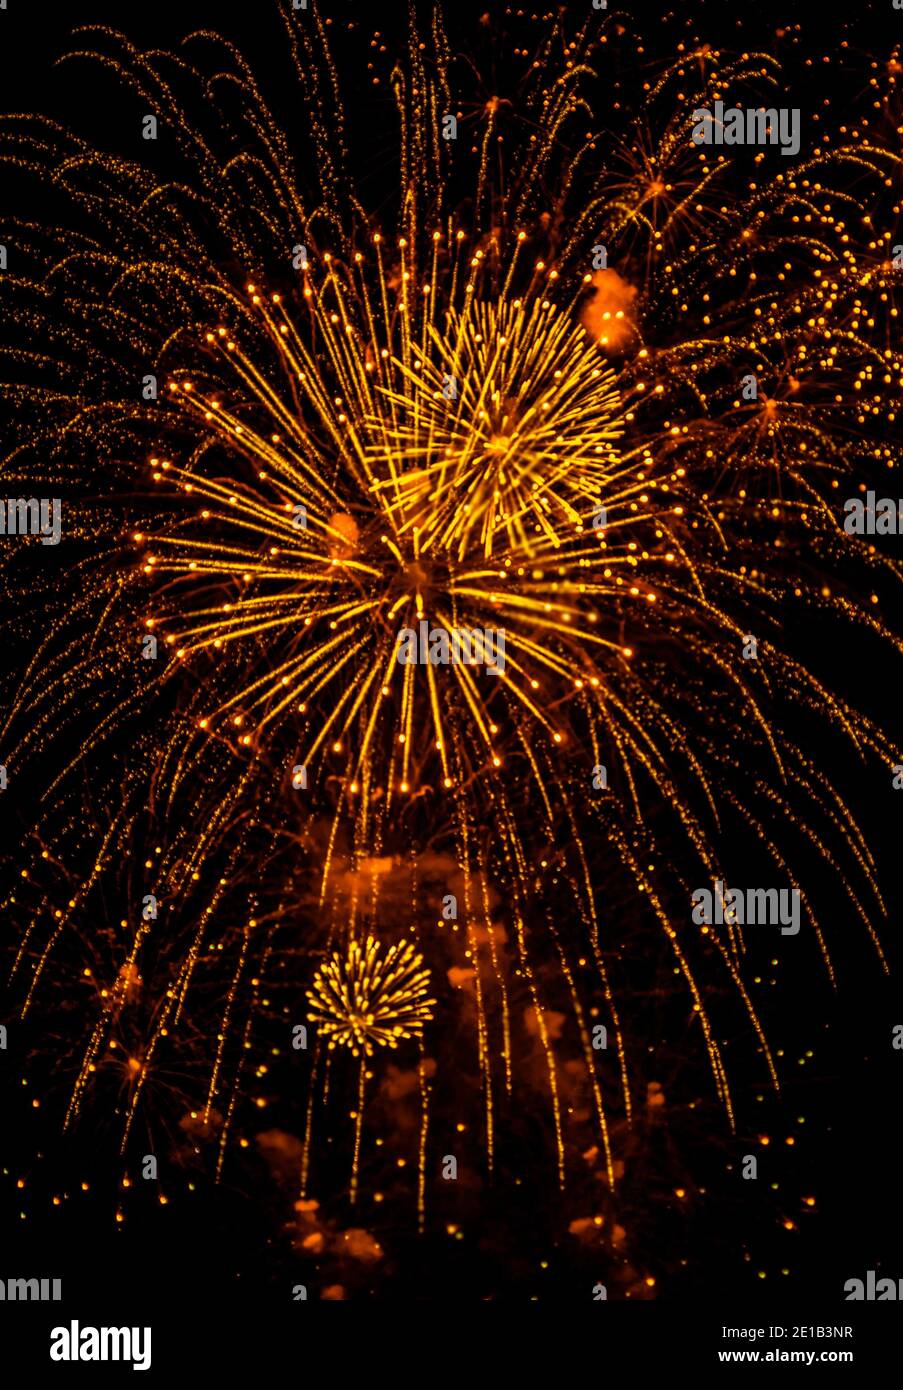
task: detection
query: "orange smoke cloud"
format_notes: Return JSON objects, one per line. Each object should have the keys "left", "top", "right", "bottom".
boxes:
{"left": 327, "top": 510, "right": 359, "bottom": 559}
{"left": 580, "top": 268, "right": 639, "bottom": 353}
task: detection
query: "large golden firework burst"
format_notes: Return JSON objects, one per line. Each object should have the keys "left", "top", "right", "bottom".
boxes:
{"left": 2, "top": 6, "right": 902, "bottom": 1220}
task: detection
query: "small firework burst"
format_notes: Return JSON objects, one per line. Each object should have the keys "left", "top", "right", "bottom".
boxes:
{"left": 306, "top": 936, "right": 435, "bottom": 1058}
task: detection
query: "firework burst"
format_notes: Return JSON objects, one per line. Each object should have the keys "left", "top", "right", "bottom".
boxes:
{"left": 306, "top": 936, "right": 435, "bottom": 1057}
{"left": 2, "top": 4, "right": 902, "bottom": 1234}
